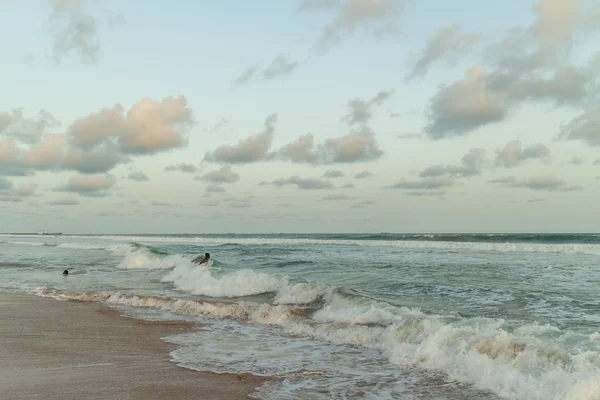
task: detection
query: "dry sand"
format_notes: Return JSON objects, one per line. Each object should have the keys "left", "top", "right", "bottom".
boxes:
{"left": 0, "top": 293, "right": 266, "bottom": 400}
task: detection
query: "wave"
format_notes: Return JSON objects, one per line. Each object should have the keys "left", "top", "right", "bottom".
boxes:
{"left": 33, "top": 287, "right": 600, "bottom": 400}
{"left": 54, "top": 234, "right": 600, "bottom": 255}
{"left": 161, "top": 263, "right": 332, "bottom": 305}
{"left": 106, "top": 243, "right": 190, "bottom": 270}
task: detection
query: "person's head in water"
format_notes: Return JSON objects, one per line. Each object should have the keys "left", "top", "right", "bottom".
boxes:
{"left": 63, "top": 269, "right": 69, "bottom": 276}
{"left": 204, "top": 253, "right": 210, "bottom": 260}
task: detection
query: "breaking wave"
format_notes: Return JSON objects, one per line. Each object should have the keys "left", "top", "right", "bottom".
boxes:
{"left": 33, "top": 287, "right": 600, "bottom": 400}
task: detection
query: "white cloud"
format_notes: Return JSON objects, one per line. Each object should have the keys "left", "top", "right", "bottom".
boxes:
{"left": 69, "top": 96, "right": 193, "bottom": 154}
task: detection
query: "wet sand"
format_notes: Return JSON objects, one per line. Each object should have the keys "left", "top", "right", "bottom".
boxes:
{"left": 0, "top": 293, "right": 265, "bottom": 400}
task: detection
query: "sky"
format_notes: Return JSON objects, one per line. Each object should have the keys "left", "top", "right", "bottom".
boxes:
{"left": 1, "top": 0, "right": 599, "bottom": 234}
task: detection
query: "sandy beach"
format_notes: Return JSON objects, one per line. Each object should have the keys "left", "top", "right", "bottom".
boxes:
{"left": 0, "top": 293, "right": 265, "bottom": 400}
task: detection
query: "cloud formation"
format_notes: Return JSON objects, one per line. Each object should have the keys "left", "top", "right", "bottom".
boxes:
{"left": 165, "top": 163, "right": 198, "bottom": 173}
{"left": 310, "top": 0, "right": 406, "bottom": 48}
{"left": 56, "top": 174, "right": 116, "bottom": 197}
{"left": 49, "top": 0, "right": 101, "bottom": 64}
{"left": 425, "top": 67, "right": 509, "bottom": 138}
{"left": 234, "top": 55, "right": 298, "bottom": 85}
{"left": 261, "top": 176, "right": 333, "bottom": 190}
{"left": 489, "top": 174, "right": 583, "bottom": 191}
{"left": 0, "top": 108, "right": 60, "bottom": 144}
{"left": 388, "top": 177, "right": 454, "bottom": 190}
{"left": 205, "top": 114, "right": 277, "bottom": 163}
{"left": 199, "top": 166, "right": 240, "bottom": 184}
{"left": 418, "top": 148, "right": 485, "bottom": 178}
{"left": 69, "top": 96, "right": 193, "bottom": 154}
{"left": 323, "top": 169, "right": 345, "bottom": 178}
{"left": 409, "top": 25, "right": 480, "bottom": 79}
{"left": 344, "top": 90, "right": 394, "bottom": 125}
{"left": 354, "top": 170, "right": 372, "bottom": 179}
{"left": 47, "top": 196, "right": 80, "bottom": 206}
{"left": 127, "top": 172, "right": 149, "bottom": 181}
{"left": 495, "top": 140, "right": 551, "bottom": 167}
{"left": 558, "top": 107, "right": 600, "bottom": 146}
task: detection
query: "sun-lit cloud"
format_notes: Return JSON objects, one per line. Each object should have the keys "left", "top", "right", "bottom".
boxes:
{"left": 56, "top": 174, "right": 116, "bottom": 197}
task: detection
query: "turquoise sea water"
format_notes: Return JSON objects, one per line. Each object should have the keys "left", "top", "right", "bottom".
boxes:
{"left": 1, "top": 233, "right": 599, "bottom": 399}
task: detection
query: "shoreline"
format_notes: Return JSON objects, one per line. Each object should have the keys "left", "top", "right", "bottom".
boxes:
{"left": 0, "top": 292, "right": 267, "bottom": 400}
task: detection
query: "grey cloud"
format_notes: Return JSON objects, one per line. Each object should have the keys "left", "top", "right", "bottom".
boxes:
{"left": 321, "top": 194, "right": 356, "bottom": 201}
{"left": 404, "top": 190, "right": 446, "bottom": 197}
{"left": 388, "top": 177, "right": 454, "bottom": 190}
{"left": 199, "top": 165, "right": 240, "bottom": 184}
{"left": 495, "top": 140, "right": 550, "bottom": 167}
{"left": 342, "top": 183, "right": 354, "bottom": 188}
{"left": 345, "top": 90, "right": 394, "bottom": 125}
{"left": 397, "top": 133, "right": 422, "bottom": 140}
{"left": 205, "top": 114, "right": 277, "bottom": 164}
{"left": 14, "top": 183, "right": 37, "bottom": 197}
{"left": 165, "top": 163, "right": 198, "bottom": 173}
{"left": 127, "top": 172, "right": 149, "bottom": 181}
{"left": 199, "top": 200, "right": 219, "bottom": 207}
{"left": 527, "top": 198, "right": 546, "bottom": 203}
{"left": 0, "top": 195, "right": 22, "bottom": 202}
{"left": 233, "top": 66, "right": 259, "bottom": 86}
{"left": 558, "top": 107, "right": 600, "bottom": 146}
{"left": 262, "top": 55, "right": 298, "bottom": 80}
{"left": 568, "top": 155, "right": 584, "bottom": 165}
{"left": 68, "top": 96, "right": 193, "bottom": 154}
{"left": 408, "top": 24, "right": 480, "bottom": 79}
{"left": 351, "top": 200, "right": 374, "bottom": 208}
{"left": 354, "top": 170, "right": 372, "bottom": 179}
{"left": 0, "top": 108, "right": 60, "bottom": 144}
{"left": 319, "top": 129, "right": 383, "bottom": 163}
{"left": 56, "top": 174, "right": 116, "bottom": 197}
{"left": 594, "top": 158, "right": 600, "bottom": 165}
{"left": 491, "top": 174, "right": 583, "bottom": 191}
{"left": 47, "top": 196, "right": 79, "bottom": 206}
{"left": 0, "top": 166, "right": 34, "bottom": 176}
{"left": 419, "top": 148, "right": 485, "bottom": 178}
{"left": 210, "top": 118, "right": 230, "bottom": 134}
{"left": 0, "top": 177, "right": 12, "bottom": 191}
{"left": 49, "top": 0, "right": 100, "bottom": 64}
{"left": 276, "top": 134, "right": 319, "bottom": 163}
{"left": 227, "top": 200, "right": 252, "bottom": 208}
{"left": 262, "top": 176, "right": 333, "bottom": 190}
{"left": 425, "top": 67, "right": 508, "bottom": 139}
{"left": 488, "top": 176, "right": 517, "bottom": 184}
{"left": 323, "top": 169, "right": 344, "bottom": 178}
{"left": 234, "top": 55, "right": 297, "bottom": 85}
{"left": 151, "top": 201, "right": 174, "bottom": 207}
{"left": 316, "top": 0, "right": 406, "bottom": 48}
{"left": 206, "top": 185, "right": 226, "bottom": 193}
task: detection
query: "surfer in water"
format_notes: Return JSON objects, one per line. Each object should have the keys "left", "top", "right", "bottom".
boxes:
{"left": 198, "top": 253, "right": 210, "bottom": 265}
{"left": 63, "top": 269, "right": 69, "bottom": 276}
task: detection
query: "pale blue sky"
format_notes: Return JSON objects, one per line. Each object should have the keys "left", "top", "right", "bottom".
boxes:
{"left": 0, "top": 0, "right": 598, "bottom": 233}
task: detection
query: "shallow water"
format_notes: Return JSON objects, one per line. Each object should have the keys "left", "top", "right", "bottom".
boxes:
{"left": 1, "top": 233, "right": 599, "bottom": 399}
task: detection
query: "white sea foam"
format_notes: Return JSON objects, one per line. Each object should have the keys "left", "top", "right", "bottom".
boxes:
{"left": 107, "top": 244, "right": 190, "bottom": 270}
{"left": 32, "top": 287, "right": 600, "bottom": 400}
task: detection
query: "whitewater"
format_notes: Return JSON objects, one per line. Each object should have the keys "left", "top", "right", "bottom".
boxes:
{"left": 1, "top": 233, "right": 599, "bottom": 399}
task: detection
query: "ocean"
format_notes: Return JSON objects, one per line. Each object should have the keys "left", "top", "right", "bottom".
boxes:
{"left": 1, "top": 233, "right": 599, "bottom": 399}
